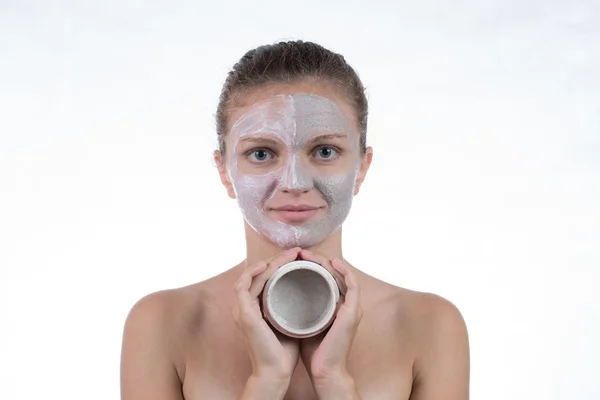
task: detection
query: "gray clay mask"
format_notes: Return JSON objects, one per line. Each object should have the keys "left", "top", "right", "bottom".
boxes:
{"left": 227, "top": 93, "right": 360, "bottom": 248}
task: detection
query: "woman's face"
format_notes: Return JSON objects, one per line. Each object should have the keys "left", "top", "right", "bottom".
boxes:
{"left": 221, "top": 83, "right": 369, "bottom": 249}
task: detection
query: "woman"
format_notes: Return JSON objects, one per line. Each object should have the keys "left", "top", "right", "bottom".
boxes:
{"left": 120, "top": 40, "right": 470, "bottom": 400}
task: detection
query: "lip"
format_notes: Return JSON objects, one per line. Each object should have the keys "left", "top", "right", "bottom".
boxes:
{"left": 271, "top": 204, "right": 320, "bottom": 212}
{"left": 269, "top": 204, "right": 324, "bottom": 223}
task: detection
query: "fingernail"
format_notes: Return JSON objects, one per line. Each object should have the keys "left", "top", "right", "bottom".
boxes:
{"left": 285, "top": 249, "right": 296, "bottom": 255}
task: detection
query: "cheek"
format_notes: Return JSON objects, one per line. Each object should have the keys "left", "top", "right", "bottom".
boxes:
{"left": 232, "top": 173, "right": 279, "bottom": 206}
{"left": 314, "top": 170, "right": 356, "bottom": 204}
{"left": 328, "top": 154, "right": 357, "bottom": 175}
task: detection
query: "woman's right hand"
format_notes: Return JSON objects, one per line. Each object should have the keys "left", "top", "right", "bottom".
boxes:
{"left": 232, "top": 247, "right": 302, "bottom": 383}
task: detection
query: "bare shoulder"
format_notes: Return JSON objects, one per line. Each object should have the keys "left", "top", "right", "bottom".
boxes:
{"left": 365, "top": 277, "right": 466, "bottom": 332}
{"left": 125, "top": 282, "right": 211, "bottom": 331}
{"left": 395, "top": 288, "right": 467, "bottom": 331}
{"left": 122, "top": 265, "right": 240, "bottom": 355}
{"left": 388, "top": 286, "right": 470, "bottom": 399}
{"left": 386, "top": 286, "right": 469, "bottom": 351}
{"left": 121, "top": 282, "right": 214, "bottom": 392}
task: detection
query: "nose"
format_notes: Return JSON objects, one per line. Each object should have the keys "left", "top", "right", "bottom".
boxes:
{"left": 281, "top": 186, "right": 311, "bottom": 195}
{"left": 279, "top": 154, "right": 313, "bottom": 193}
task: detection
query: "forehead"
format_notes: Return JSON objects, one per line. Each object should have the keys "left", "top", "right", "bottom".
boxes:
{"left": 230, "top": 93, "right": 351, "bottom": 138}
{"left": 227, "top": 83, "right": 358, "bottom": 136}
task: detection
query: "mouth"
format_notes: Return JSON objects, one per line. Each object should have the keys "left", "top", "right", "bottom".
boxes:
{"left": 269, "top": 204, "right": 324, "bottom": 223}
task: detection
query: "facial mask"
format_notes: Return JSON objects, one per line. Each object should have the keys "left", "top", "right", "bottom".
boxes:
{"left": 227, "top": 93, "right": 360, "bottom": 248}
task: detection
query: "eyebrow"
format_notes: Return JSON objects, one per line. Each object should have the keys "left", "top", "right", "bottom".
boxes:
{"left": 238, "top": 137, "right": 281, "bottom": 146}
{"left": 237, "top": 132, "right": 348, "bottom": 147}
{"left": 306, "top": 133, "right": 348, "bottom": 145}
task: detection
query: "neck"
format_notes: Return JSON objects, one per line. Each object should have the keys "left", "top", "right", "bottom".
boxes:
{"left": 243, "top": 222, "right": 344, "bottom": 268}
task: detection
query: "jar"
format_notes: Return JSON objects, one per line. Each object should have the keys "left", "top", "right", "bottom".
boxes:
{"left": 261, "top": 260, "right": 341, "bottom": 338}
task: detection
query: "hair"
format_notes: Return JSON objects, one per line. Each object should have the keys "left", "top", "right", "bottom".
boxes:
{"left": 215, "top": 40, "right": 368, "bottom": 158}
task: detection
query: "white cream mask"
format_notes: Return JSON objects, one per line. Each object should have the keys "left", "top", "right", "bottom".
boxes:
{"left": 227, "top": 93, "right": 360, "bottom": 248}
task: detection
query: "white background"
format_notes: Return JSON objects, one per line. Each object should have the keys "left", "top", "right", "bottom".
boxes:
{"left": 1, "top": 1, "right": 599, "bottom": 399}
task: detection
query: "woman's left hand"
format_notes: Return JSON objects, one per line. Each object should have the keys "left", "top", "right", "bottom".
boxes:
{"left": 297, "top": 249, "right": 363, "bottom": 395}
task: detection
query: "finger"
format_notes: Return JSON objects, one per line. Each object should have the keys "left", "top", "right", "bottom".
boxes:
{"left": 269, "top": 247, "right": 302, "bottom": 268}
{"left": 266, "top": 246, "right": 301, "bottom": 264}
{"left": 234, "top": 261, "right": 269, "bottom": 318}
{"left": 234, "top": 261, "right": 269, "bottom": 293}
{"left": 248, "top": 247, "right": 302, "bottom": 298}
{"left": 298, "top": 248, "right": 328, "bottom": 265}
{"left": 332, "top": 258, "right": 360, "bottom": 311}
{"left": 300, "top": 249, "right": 347, "bottom": 294}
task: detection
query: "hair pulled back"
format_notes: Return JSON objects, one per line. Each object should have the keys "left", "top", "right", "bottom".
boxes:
{"left": 216, "top": 40, "right": 368, "bottom": 156}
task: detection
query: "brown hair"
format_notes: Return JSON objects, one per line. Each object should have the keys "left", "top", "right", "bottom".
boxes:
{"left": 215, "top": 40, "right": 368, "bottom": 157}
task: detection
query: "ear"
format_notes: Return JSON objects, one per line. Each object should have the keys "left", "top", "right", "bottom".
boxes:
{"left": 354, "top": 147, "right": 373, "bottom": 196}
{"left": 214, "top": 150, "right": 237, "bottom": 199}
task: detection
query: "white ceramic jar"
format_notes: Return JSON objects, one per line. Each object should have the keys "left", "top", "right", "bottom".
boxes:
{"left": 261, "top": 260, "right": 341, "bottom": 338}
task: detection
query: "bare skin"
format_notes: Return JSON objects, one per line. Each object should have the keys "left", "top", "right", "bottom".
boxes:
{"left": 120, "top": 81, "right": 470, "bottom": 399}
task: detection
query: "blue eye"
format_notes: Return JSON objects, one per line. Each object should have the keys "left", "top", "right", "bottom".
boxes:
{"left": 249, "top": 149, "right": 272, "bottom": 162}
{"left": 315, "top": 146, "right": 337, "bottom": 159}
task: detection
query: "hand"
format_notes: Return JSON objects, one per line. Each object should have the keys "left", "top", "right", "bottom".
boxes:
{"left": 232, "top": 247, "right": 303, "bottom": 382}
{"left": 297, "top": 249, "right": 363, "bottom": 388}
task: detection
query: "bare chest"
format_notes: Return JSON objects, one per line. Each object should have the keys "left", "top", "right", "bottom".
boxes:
{"left": 180, "top": 314, "right": 415, "bottom": 400}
